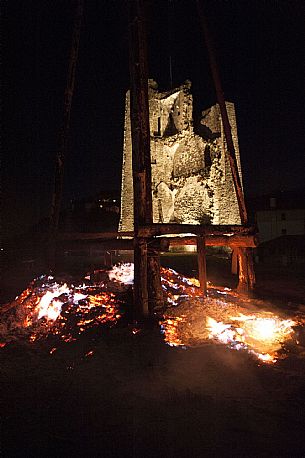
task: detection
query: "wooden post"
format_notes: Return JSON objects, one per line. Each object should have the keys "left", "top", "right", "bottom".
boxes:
{"left": 197, "top": 235, "right": 207, "bottom": 296}
{"left": 231, "top": 248, "right": 238, "bottom": 274}
{"left": 128, "top": 0, "right": 153, "bottom": 317}
{"left": 236, "top": 247, "right": 255, "bottom": 294}
{"left": 147, "top": 246, "right": 164, "bottom": 311}
{"left": 134, "top": 238, "right": 149, "bottom": 316}
{"left": 105, "top": 251, "right": 112, "bottom": 267}
{"left": 48, "top": 0, "right": 84, "bottom": 268}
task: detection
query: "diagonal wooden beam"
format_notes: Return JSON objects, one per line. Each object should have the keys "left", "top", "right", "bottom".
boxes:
{"left": 196, "top": 1, "right": 256, "bottom": 292}
{"left": 49, "top": 0, "right": 84, "bottom": 268}
{"left": 196, "top": 0, "right": 248, "bottom": 226}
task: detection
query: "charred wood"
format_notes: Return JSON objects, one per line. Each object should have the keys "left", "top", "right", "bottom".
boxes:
{"left": 197, "top": 236, "right": 207, "bottom": 296}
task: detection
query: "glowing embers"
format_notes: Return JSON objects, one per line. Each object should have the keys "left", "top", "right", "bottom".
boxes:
{"left": 161, "top": 267, "right": 200, "bottom": 306}
{"left": 206, "top": 314, "right": 296, "bottom": 363}
{"left": 36, "top": 290, "right": 122, "bottom": 343}
{"left": 158, "top": 268, "right": 302, "bottom": 364}
{"left": 2, "top": 263, "right": 304, "bottom": 366}
{"left": 36, "top": 284, "right": 70, "bottom": 321}
{"left": 108, "top": 262, "right": 134, "bottom": 284}
{"left": 232, "top": 314, "right": 295, "bottom": 343}
{"left": 161, "top": 316, "right": 187, "bottom": 347}
{"left": 162, "top": 298, "right": 300, "bottom": 363}
{"left": 1, "top": 276, "right": 123, "bottom": 345}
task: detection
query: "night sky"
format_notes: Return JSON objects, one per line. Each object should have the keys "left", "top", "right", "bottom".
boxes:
{"left": 3, "top": 0, "right": 305, "bottom": 235}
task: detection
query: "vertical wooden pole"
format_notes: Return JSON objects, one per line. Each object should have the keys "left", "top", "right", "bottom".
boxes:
{"left": 128, "top": 0, "right": 153, "bottom": 317}
{"left": 197, "top": 235, "right": 207, "bottom": 296}
{"left": 231, "top": 248, "right": 238, "bottom": 274}
{"left": 236, "top": 247, "right": 255, "bottom": 294}
{"left": 134, "top": 238, "right": 149, "bottom": 316}
{"left": 105, "top": 251, "right": 112, "bottom": 267}
{"left": 147, "top": 246, "right": 164, "bottom": 311}
{"left": 48, "top": 0, "right": 84, "bottom": 269}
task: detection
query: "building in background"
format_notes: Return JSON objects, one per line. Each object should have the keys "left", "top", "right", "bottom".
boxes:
{"left": 250, "top": 191, "right": 305, "bottom": 266}
{"left": 255, "top": 195, "right": 305, "bottom": 243}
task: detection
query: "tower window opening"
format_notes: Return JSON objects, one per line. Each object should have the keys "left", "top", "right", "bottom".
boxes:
{"left": 157, "top": 117, "right": 161, "bottom": 136}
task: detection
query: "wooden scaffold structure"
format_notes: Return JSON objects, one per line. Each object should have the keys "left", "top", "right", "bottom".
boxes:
{"left": 53, "top": 0, "right": 257, "bottom": 320}
{"left": 124, "top": 0, "right": 256, "bottom": 317}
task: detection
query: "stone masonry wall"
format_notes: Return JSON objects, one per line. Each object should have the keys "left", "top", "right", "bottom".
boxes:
{"left": 119, "top": 80, "right": 243, "bottom": 232}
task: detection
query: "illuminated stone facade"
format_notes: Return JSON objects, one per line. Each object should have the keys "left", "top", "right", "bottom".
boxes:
{"left": 119, "top": 80, "right": 243, "bottom": 231}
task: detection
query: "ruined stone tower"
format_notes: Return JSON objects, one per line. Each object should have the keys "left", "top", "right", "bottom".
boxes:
{"left": 119, "top": 80, "right": 243, "bottom": 232}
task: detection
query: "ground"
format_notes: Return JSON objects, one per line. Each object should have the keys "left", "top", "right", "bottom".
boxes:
{"left": 1, "top": 254, "right": 305, "bottom": 457}
{"left": 1, "top": 327, "right": 305, "bottom": 457}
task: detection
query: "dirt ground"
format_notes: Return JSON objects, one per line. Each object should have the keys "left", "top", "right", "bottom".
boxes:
{"left": 1, "top": 254, "right": 305, "bottom": 457}
{"left": 1, "top": 327, "right": 305, "bottom": 457}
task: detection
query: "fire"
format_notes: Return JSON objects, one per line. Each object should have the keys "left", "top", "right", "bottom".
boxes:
{"left": 231, "top": 314, "right": 295, "bottom": 342}
{"left": 85, "top": 350, "right": 94, "bottom": 358}
{"left": 1, "top": 263, "right": 304, "bottom": 365}
{"left": 31, "top": 287, "right": 122, "bottom": 343}
{"left": 205, "top": 314, "right": 296, "bottom": 362}
{"left": 36, "top": 284, "right": 70, "bottom": 321}
{"left": 157, "top": 268, "right": 302, "bottom": 363}
{"left": 162, "top": 309, "right": 299, "bottom": 363}
{"left": 161, "top": 316, "right": 187, "bottom": 347}
{"left": 206, "top": 317, "right": 238, "bottom": 345}
{"left": 108, "top": 263, "right": 134, "bottom": 284}
{"left": 0, "top": 275, "right": 123, "bottom": 346}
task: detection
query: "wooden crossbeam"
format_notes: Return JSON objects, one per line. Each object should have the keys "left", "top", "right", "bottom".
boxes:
{"left": 137, "top": 224, "right": 255, "bottom": 237}
{"left": 57, "top": 232, "right": 257, "bottom": 249}
{"left": 57, "top": 238, "right": 170, "bottom": 251}
{"left": 166, "top": 234, "right": 258, "bottom": 248}
{"left": 57, "top": 224, "right": 256, "bottom": 242}
{"left": 57, "top": 231, "right": 134, "bottom": 241}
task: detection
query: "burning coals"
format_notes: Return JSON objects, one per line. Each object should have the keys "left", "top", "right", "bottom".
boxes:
{"left": 161, "top": 288, "right": 304, "bottom": 363}
{"left": 0, "top": 274, "right": 123, "bottom": 345}
{"left": 155, "top": 267, "right": 301, "bottom": 363}
{"left": 1, "top": 263, "right": 304, "bottom": 364}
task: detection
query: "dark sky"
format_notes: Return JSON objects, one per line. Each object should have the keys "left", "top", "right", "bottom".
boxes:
{"left": 3, "top": 0, "right": 305, "bottom": 235}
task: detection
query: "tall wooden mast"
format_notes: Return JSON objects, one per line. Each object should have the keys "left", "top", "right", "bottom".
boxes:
{"left": 128, "top": 0, "right": 154, "bottom": 317}
{"left": 49, "top": 0, "right": 84, "bottom": 267}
